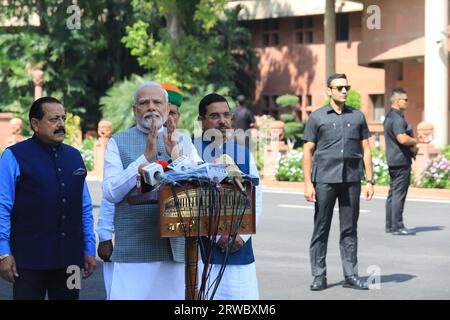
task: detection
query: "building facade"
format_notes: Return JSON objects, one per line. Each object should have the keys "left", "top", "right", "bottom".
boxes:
{"left": 228, "top": 0, "right": 449, "bottom": 146}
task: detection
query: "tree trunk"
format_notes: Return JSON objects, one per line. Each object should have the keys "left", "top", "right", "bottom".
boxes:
{"left": 324, "top": 0, "right": 336, "bottom": 83}
{"left": 165, "top": 12, "right": 181, "bottom": 42}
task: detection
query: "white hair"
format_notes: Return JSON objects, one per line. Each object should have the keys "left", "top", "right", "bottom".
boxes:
{"left": 133, "top": 81, "right": 168, "bottom": 104}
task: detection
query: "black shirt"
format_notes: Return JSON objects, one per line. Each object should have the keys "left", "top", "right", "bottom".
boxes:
{"left": 232, "top": 106, "right": 255, "bottom": 131}
{"left": 383, "top": 108, "right": 412, "bottom": 167}
{"left": 303, "top": 104, "right": 371, "bottom": 183}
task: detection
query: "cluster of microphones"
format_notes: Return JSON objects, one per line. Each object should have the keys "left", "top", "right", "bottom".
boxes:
{"left": 137, "top": 155, "right": 258, "bottom": 194}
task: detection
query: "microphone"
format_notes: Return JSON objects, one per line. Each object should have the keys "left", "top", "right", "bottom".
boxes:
{"left": 138, "top": 162, "right": 165, "bottom": 186}
{"left": 156, "top": 159, "right": 170, "bottom": 171}
{"left": 167, "top": 155, "right": 191, "bottom": 172}
{"left": 213, "top": 154, "right": 246, "bottom": 194}
{"left": 205, "top": 165, "right": 228, "bottom": 184}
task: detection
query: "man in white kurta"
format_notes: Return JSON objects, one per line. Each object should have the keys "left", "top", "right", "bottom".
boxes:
{"left": 102, "top": 82, "right": 201, "bottom": 300}
{"left": 96, "top": 198, "right": 115, "bottom": 300}
{"left": 195, "top": 93, "right": 262, "bottom": 300}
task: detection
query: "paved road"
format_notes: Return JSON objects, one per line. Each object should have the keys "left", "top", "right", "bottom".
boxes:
{"left": 1, "top": 181, "right": 449, "bottom": 300}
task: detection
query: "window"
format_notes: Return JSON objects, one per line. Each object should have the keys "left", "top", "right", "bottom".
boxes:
{"left": 371, "top": 94, "right": 385, "bottom": 123}
{"left": 272, "top": 96, "right": 280, "bottom": 118}
{"left": 398, "top": 63, "right": 404, "bottom": 81}
{"left": 262, "top": 95, "right": 271, "bottom": 113}
{"left": 260, "top": 94, "right": 282, "bottom": 118}
{"left": 336, "top": 13, "right": 349, "bottom": 41}
{"left": 262, "top": 19, "right": 280, "bottom": 46}
{"left": 306, "top": 94, "right": 312, "bottom": 106}
{"left": 295, "top": 16, "right": 314, "bottom": 44}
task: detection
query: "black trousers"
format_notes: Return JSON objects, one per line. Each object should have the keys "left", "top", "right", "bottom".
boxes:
{"left": 13, "top": 268, "right": 80, "bottom": 300}
{"left": 310, "top": 182, "right": 361, "bottom": 278}
{"left": 386, "top": 165, "right": 411, "bottom": 231}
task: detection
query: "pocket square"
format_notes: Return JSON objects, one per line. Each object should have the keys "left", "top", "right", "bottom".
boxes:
{"left": 72, "top": 168, "right": 87, "bottom": 176}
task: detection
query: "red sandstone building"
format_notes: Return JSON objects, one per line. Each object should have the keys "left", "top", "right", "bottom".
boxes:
{"left": 228, "top": 0, "right": 449, "bottom": 147}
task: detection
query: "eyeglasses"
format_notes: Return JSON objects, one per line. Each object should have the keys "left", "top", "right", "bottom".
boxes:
{"left": 329, "top": 85, "right": 351, "bottom": 92}
{"left": 205, "top": 112, "right": 233, "bottom": 120}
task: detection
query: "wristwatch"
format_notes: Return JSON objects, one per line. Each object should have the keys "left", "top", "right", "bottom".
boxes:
{"left": 0, "top": 254, "right": 10, "bottom": 262}
{"left": 367, "top": 179, "right": 375, "bottom": 185}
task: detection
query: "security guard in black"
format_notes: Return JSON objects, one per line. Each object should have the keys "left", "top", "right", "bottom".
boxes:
{"left": 303, "top": 104, "right": 371, "bottom": 182}
{"left": 302, "top": 73, "right": 374, "bottom": 291}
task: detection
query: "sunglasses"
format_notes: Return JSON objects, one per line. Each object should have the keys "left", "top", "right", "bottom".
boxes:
{"left": 329, "top": 85, "right": 351, "bottom": 92}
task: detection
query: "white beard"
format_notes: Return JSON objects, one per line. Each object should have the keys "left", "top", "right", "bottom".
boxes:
{"left": 137, "top": 111, "right": 165, "bottom": 132}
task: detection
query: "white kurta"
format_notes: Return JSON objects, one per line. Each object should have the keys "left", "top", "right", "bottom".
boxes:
{"left": 100, "top": 125, "right": 202, "bottom": 300}
{"left": 198, "top": 151, "right": 262, "bottom": 300}
{"left": 96, "top": 197, "right": 115, "bottom": 300}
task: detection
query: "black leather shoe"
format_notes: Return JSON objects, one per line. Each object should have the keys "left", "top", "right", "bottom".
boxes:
{"left": 343, "top": 275, "right": 369, "bottom": 290}
{"left": 392, "top": 228, "right": 415, "bottom": 235}
{"left": 310, "top": 276, "right": 327, "bottom": 291}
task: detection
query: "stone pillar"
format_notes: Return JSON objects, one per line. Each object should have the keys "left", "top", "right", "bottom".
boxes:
{"left": 32, "top": 69, "right": 44, "bottom": 100}
{"left": 263, "top": 120, "right": 288, "bottom": 180}
{"left": 324, "top": 0, "right": 336, "bottom": 82}
{"left": 424, "top": 0, "right": 448, "bottom": 147}
{"left": 0, "top": 113, "right": 14, "bottom": 149}
{"left": 413, "top": 121, "right": 440, "bottom": 184}
{"left": 93, "top": 120, "right": 112, "bottom": 177}
{"left": 4, "top": 118, "right": 25, "bottom": 148}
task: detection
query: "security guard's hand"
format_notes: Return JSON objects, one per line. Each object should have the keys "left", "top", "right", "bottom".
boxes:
{"left": 304, "top": 183, "right": 316, "bottom": 202}
{"left": 364, "top": 183, "right": 374, "bottom": 201}
{"left": 97, "top": 240, "right": 113, "bottom": 262}
{"left": 0, "top": 255, "right": 19, "bottom": 283}
{"left": 83, "top": 254, "right": 97, "bottom": 279}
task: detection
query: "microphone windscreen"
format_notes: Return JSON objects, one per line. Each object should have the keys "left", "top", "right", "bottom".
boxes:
{"left": 155, "top": 160, "right": 170, "bottom": 171}
{"left": 138, "top": 163, "right": 149, "bottom": 176}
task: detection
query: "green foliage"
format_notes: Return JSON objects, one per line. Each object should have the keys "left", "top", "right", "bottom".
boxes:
{"left": 324, "top": 90, "right": 362, "bottom": 110}
{"left": 194, "top": 0, "right": 228, "bottom": 31}
{"left": 77, "top": 137, "right": 95, "bottom": 172}
{"left": 122, "top": 0, "right": 257, "bottom": 97}
{"left": 284, "top": 122, "right": 304, "bottom": 146}
{"left": 279, "top": 114, "right": 295, "bottom": 123}
{"left": 442, "top": 145, "right": 450, "bottom": 160}
{"left": 418, "top": 156, "right": 450, "bottom": 189}
{"left": 255, "top": 149, "right": 264, "bottom": 172}
{"left": 276, "top": 149, "right": 303, "bottom": 182}
{"left": 99, "top": 74, "right": 146, "bottom": 133}
{"left": 64, "top": 113, "right": 81, "bottom": 146}
{"left": 0, "top": 1, "right": 139, "bottom": 128}
{"left": 370, "top": 149, "right": 390, "bottom": 186}
{"left": 179, "top": 85, "right": 233, "bottom": 136}
{"left": 276, "top": 95, "right": 299, "bottom": 108}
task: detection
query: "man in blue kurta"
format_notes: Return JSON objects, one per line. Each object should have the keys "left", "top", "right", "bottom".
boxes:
{"left": 194, "top": 93, "right": 262, "bottom": 300}
{"left": 0, "top": 97, "right": 96, "bottom": 300}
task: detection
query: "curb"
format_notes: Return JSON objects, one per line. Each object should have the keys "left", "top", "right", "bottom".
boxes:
{"left": 261, "top": 179, "right": 450, "bottom": 201}
{"left": 86, "top": 174, "right": 450, "bottom": 201}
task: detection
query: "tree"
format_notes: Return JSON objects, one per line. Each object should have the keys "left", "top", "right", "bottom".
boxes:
{"left": 324, "top": 89, "right": 362, "bottom": 110}
{"left": 276, "top": 95, "right": 300, "bottom": 109}
{"left": 0, "top": 0, "right": 141, "bottom": 130}
{"left": 121, "top": 0, "right": 256, "bottom": 97}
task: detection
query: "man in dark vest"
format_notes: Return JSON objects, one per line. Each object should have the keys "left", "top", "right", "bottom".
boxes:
{"left": 0, "top": 97, "right": 96, "bottom": 300}
{"left": 194, "top": 93, "right": 262, "bottom": 299}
